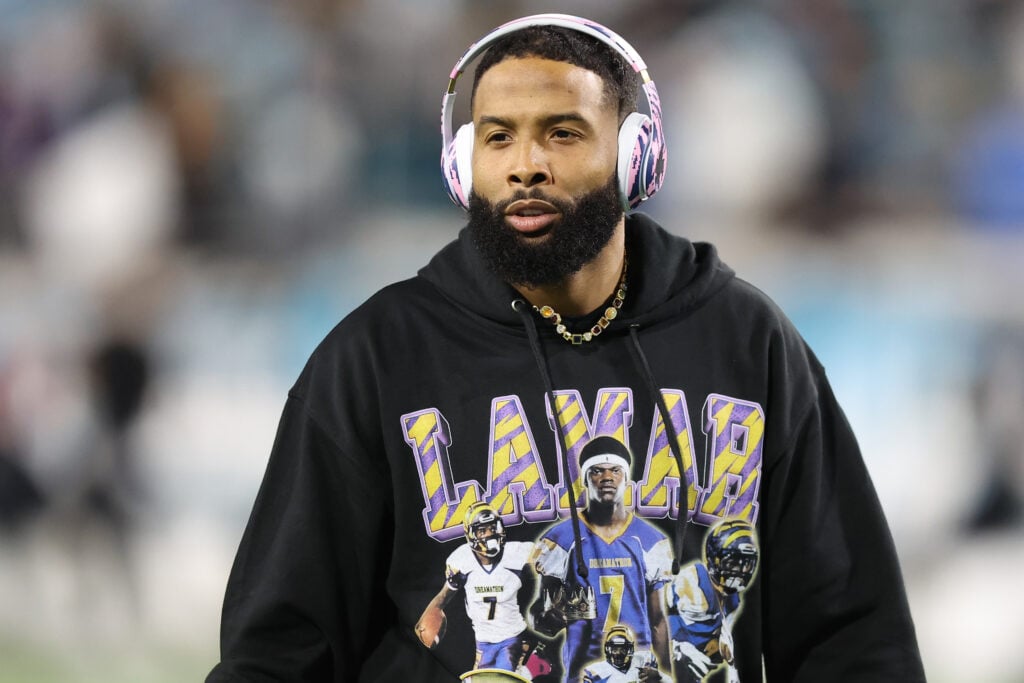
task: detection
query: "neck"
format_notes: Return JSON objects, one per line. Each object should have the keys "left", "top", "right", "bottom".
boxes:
{"left": 512, "top": 218, "right": 626, "bottom": 316}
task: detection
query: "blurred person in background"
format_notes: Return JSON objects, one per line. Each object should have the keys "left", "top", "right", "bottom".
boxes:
{"left": 964, "top": 325, "right": 1024, "bottom": 531}
{"left": 81, "top": 331, "right": 152, "bottom": 569}
{"left": 0, "top": 361, "right": 45, "bottom": 535}
{"left": 208, "top": 13, "right": 924, "bottom": 683}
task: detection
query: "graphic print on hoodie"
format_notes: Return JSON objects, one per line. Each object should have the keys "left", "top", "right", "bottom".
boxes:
{"left": 406, "top": 414, "right": 761, "bottom": 682}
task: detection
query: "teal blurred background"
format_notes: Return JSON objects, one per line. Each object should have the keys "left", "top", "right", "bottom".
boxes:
{"left": 1, "top": 1, "right": 1023, "bottom": 681}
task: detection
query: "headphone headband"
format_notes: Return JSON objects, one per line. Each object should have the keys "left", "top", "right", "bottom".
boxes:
{"left": 446, "top": 14, "right": 649, "bottom": 90}
{"left": 440, "top": 13, "right": 667, "bottom": 210}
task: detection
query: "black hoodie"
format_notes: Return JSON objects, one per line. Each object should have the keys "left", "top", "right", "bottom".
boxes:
{"left": 208, "top": 214, "right": 925, "bottom": 683}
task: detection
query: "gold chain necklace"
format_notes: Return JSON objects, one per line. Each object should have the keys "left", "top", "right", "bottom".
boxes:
{"left": 533, "top": 257, "right": 628, "bottom": 345}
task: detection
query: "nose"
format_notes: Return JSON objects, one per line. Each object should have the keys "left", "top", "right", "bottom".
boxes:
{"left": 508, "top": 141, "right": 551, "bottom": 189}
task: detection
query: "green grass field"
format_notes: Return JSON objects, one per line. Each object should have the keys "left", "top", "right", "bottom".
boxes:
{"left": 0, "top": 638, "right": 214, "bottom": 683}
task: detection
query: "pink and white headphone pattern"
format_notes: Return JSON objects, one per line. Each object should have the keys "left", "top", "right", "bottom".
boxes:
{"left": 440, "top": 13, "right": 667, "bottom": 211}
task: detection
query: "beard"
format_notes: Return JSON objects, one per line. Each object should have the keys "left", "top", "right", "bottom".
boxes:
{"left": 466, "top": 174, "right": 623, "bottom": 287}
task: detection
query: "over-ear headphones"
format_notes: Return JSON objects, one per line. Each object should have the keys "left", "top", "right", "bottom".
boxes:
{"left": 440, "top": 13, "right": 667, "bottom": 211}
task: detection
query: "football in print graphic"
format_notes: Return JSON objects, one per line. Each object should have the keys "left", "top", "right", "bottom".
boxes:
{"left": 415, "top": 608, "right": 447, "bottom": 648}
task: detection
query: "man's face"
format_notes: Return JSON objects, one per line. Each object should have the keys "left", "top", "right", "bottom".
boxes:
{"left": 587, "top": 464, "right": 626, "bottom": 505}
{"left": 470, "top": 520, "right": 502, "bottom": 557}
{"left": 467, "top": 57, "right": 624, "bottom": 286}
{"left": 606, "top": 642, "right": 632, "bottom": 671}
{"left": 473, "top": 521, "right": 498, "bottom": 543}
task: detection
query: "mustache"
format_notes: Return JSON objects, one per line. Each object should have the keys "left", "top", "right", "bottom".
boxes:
{"left": 493, "top": 188, "right": 571, "bottom": 214}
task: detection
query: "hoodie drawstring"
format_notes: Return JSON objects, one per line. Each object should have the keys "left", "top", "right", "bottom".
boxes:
{"left": 627, "top": 324, "right": 690, "bottom": 574}
{"left": 512, "top": 299, "right": 589, "bottom": 580}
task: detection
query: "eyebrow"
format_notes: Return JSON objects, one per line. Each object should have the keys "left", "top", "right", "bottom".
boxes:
{"left": 476, "top": 112, "right": 591, "bottom": 129}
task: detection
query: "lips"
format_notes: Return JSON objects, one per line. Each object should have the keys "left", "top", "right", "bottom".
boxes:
{"left": 504, "top": 199, "right": 560, "bottom": 235}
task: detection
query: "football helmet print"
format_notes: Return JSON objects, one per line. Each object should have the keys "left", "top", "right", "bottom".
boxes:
{"left": 704, "top": 519, "right": 759, "bottom": 595}
{"left": 604, "top": 625, "right": 636, "bottom": 672}
{"left": 464, "top": 502, "right": 506, "bottom": 558}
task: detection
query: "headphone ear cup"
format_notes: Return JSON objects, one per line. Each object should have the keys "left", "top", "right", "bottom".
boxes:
{"left": 617, "top": 112, "right": 653, "bottom": 209}
{"left": 442, "top": 123, "right": 476, "bottom": 209}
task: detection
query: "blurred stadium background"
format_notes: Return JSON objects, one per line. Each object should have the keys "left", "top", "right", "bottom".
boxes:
{"left": 1, "top": 1, "right": 1023, "bottom": 681}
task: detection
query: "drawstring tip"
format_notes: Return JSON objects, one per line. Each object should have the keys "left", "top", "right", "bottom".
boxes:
{"left": 671, "top": 558, "right": 680, "bottom": 575}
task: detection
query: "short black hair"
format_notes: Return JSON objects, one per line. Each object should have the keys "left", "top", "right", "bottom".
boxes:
{"left": 470, "top": 25, "right": 640, "bottom": 123}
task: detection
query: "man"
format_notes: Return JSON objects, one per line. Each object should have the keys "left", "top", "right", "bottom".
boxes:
{"left": 581, "top": 625, "right": 665, "bottom": 683}
{"left": 208, "top": 14, "right": 925, "bottom": 683}
{"left": 666, "top": 520, "right": 758, "bottom": 683}
{"left": 530, "top": 436, "right": 673, "bottom": 682}
{"left": 415, "top": 502, "right": 537, "bottom": 676}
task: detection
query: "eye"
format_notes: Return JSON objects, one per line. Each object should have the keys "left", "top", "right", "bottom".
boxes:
{"left": 551, "top": 129, "right": 579, "bottom": 141}
{"left": 484, "top": 131, "right": 512, "bottom": 145}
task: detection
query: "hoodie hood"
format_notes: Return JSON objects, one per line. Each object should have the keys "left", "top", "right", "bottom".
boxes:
{"left": 418, "top": 212, "right": 735, "bottom": 330}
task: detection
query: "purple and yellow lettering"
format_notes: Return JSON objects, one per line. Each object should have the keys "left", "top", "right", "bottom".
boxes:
{"left": 402, "top": 408, "right": 484, "bottom": 542}
{"left": 484, "top": 396, "right": 556, "bottom": 525}
{"left": 695, "top": 394, "right": 764, "bottom": 525}
{"left": 548, "top": 388, "right": 635, "bottom": 515}
{"left": 637, "top": 390, "right": 700, "bottom": 520}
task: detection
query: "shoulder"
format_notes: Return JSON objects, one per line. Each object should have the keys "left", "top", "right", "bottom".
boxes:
{"left": 446, "top": 543, "right": 476, "bottom": 571}
{"left": 674, "top": 561, "right": 715, "bottom": 600}
{"left": 530, "top": 526, "right": 573, "bottom": 578}
{"left": 314, "top": 276, "right": 439, "bottom": 354}
{"left": 503, "top": 541, "right": 535, "bottom": 567}
{"left": 625, "top": 514, "right": 669, "bottom": 545}
{"left": 712, "top": 275, "right": 829, "bottom": 436}
{"left": 713, "top": 275, "right": 807, "bottom": 344}
{"left": 538, "top": 519, "right": 575, "bottom": 547}
{"left": 669, "top": 562, "right": 711, "bottom": 608}
{"left": 671, "top": 561, "right": 702, "bottom": 589}
{"left": 289, "top": 279, "right": 425, "bottom": 386}
{"left": 288, "top": 275, "right": 442, "bottom": 443}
